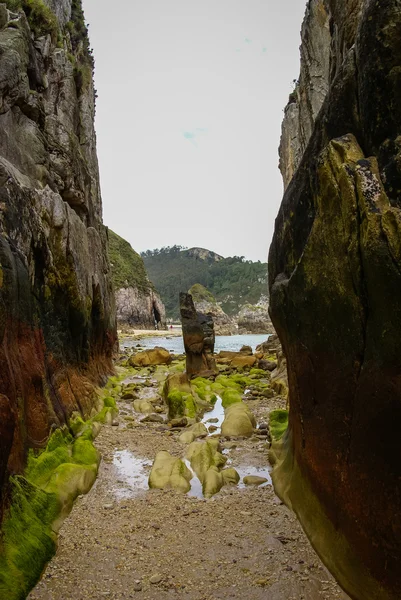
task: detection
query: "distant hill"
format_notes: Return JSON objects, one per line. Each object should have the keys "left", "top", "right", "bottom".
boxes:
{"left": 141, "top": 245, "right": 268, "bottom": 320}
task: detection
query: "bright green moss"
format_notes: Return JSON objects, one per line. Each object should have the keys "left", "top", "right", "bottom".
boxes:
{"left": 250, "top": 368, "right": 267, "bottom": 377}
{"left": 103, "top": 396, "right": 117, "bottom": 409}
{"left": 167, "top": 389, "right": 197, "bottom": 419}
{"left": 0, "top": 476, "right": 59, "bottom": 600}
{"left": 71, "top": 438, "right": 99, "bottom": 466}
{"left": 269, "top": 409, "right": 289, "bottom": 440}
{"left": 221, "top": 388, "right": 243, "bottom": 408}
{"left": 25, "top": 446, "right": 71, "bottom": 488}
{"left": 93, "top": 406, "right": 113, "bottom": 424}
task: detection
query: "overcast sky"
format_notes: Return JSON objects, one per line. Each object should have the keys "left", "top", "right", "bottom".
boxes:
{"left": 83, "top": 1, "right": 306, "bottom": 262}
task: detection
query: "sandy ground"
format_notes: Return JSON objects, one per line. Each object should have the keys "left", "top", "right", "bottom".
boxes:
{"left": 118, "top": 329, "right": 182, "bottom": 339}
{"left": 29, "top": 370, "right": 349, "bottom": 600}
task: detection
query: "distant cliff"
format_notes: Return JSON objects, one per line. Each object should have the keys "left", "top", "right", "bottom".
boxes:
{"left": 108, "top": 230, "right": 166, "bottom": 330}
{"left": 188, "top": 284, "right": 236, "bottom": 335}
{"left": 270, "top": 1, "right": 401, "bottom": 599}
{"left": 0, "top": 0, "right": 116, "bottom": 511}
{"left": 142, "top": 245, "right": 268, "bottom": 320}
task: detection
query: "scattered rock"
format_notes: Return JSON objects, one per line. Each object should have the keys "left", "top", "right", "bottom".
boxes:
{"left": 243, "top": 475, "right": 268, "bottom": 486}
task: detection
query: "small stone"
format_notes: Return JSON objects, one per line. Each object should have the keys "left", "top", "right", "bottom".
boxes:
{"left": 255, "top": 578, "right": 269, "bottom": 586}
{"left": 208, "top": 425, "right": 218, "bottom": 433}
{"left": 243, "top": 475, "right": 268, "bottom": 486}
{"left": 133, "top": 581, "right": 142, "bottom": 592}
{"left": 103, "top": 503, "right": 114, "bottom": 510}
{"left": 111, "top": 420, "right": 119, "bottom": 427}
{"left": 141, "top": 413, "right": 164, "bottom": 423}
{"left": 150, "top": 574, "right": 163, "bottom": 584}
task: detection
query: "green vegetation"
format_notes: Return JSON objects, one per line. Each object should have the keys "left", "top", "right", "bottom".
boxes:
{"left": 0, "top": 387, "right": 117, "bottom": 599}
{"left": 5, "top": 0, "right": 58, "bottom": 39}
{"left": 108, "top": 229, "right": 152, "bottom": 292}
{"left": 67, "top": 0, "right": 94, "bottom": 68}
{"left": 142, "top": 246, "right": 268, "bottom": 319}
{"left": 188, "top": 283, "right": 216, "bottom": 304}
{"left": 269, "top": 409, "right": 289, "bottom": 440}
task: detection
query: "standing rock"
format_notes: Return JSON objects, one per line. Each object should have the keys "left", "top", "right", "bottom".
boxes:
{"left": 180, "top": 292, "right": 217, "bottom": 377}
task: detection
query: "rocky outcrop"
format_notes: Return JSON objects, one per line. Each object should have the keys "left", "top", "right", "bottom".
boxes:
{"left": 189, "top": 284, "right": 236, "bottom": 335}
{"left": 180, "top": 292, "right": 217, "bottom": 377}
{"left": 109, "top": 230, "right": 166, "bottom": 330}
{"left": 270, "top": 2, "right": 401, "bottom": 599}
{"left": 237, "top": 296, "right": 274, "bottom": 334}
{"left": 0, "top": 0, "right": 116, "bottom": 513}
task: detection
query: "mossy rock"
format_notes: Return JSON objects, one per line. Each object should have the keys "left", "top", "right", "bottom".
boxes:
{"left": 221, "top": 388, "right": 242, "bottom": 408}
{"left": 221, "top": 402, "right": 256, "bottom": 438}
{"left": 148, "top": 451, "right": 192, "bottom": 493}
{"left": 0, "top": 476, "right": 59, "bottom": 600}
{"left": 203, "top": 466, "right": 223, "bottom": 499}
{"left": 186, "top": 440, "right": 226, "bottom": 484}
{"left": 178, "top": 422, "right": 208, "bottom": 444}
{"left": 222, "top": 468, "right": 240, "bottom": 486}
{"left": 269, "top": 409, "right": 288, "bottom": 441}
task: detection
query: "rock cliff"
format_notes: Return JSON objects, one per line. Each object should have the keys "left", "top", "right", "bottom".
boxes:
{"left": 270, "top": 1, "right": 401, "bottom": 599}
{"left": 108, "top": 230, "right": 166, "bottom": 330}
{"left": 237, "top": 296, "right": 274, "bottom": 335}
{"left": 0, "top": 0, "right": 116, "bottom": 514}
{"left": 188, "top": 284, "right": 236, "bottom": 336}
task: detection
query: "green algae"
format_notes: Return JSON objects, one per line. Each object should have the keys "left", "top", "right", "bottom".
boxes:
{"left": 269, "top": 409, "right": 289, "bottom": 440}
{"left": 221, "top": 388, "right": 242, "bottom": 408}
{"left": 167, "top": 389, "right": 196, "bottom": 419}
{"left": 0, "top": 389, "right": 117, "bottom": 599}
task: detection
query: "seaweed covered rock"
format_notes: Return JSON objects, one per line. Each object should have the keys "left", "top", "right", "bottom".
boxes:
{"left": 180, "top": 292, "right": 217, "bottom": 377}
{"left": 163, "top": 373, "right": 198, "bottom": 420}
{"left": 0, "top": 0, "right": 116, "bottom": 517}
{"left": 270, "top": 1, "right": 401, "bottom": 598}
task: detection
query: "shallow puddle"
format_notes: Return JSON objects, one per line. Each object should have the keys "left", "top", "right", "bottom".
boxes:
{"left": 184, "top": 459, "right": 204, "bottom": 499}
{"left": 201, "top": 395, "right": 224, "bottom": 434}
{"left": 112, "top": 450, "right": 152, "bottom": 498}
{"left": 236, "top": 464, "right": 272, "bottom": 488}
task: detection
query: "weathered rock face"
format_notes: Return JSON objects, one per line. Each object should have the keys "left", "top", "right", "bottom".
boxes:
{"left": 109, "top": 229, "right": 167, "bottom": 330}
{"left": 115, "top": 286, "right": 166, "bottom": 330}
{"left": 237, "top": 296, "right": 274, "bottom": 335}
{"left": 180, "top": 292, "right": 217, "bottom": 377}
{"left": 189, "top": 283, "right": 236, "bottom": 335}
{"left": 0, "top": 1, "right": 116, "bottom": 512}
{"left": 270, "top": 1, "right": 401, "bottom": 599}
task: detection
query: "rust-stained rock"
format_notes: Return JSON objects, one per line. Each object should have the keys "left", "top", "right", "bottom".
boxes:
{"left": 270, "top": 2, "right": 401, "bottom": 598}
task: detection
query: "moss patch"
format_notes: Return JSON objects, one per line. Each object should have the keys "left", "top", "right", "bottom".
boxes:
{"left": 269, "top": 409, "right": 289, "bottom": 440}
{"left": 0, "top": 386, "right": 116, "bottom": 599}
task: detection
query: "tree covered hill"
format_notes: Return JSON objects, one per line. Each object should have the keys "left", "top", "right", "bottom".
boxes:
{"left": 141, "top": 246, "right": 268, "bottom": 319}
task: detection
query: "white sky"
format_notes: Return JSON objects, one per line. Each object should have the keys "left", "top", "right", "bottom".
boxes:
{"left": 83, "top": 0, "right": 305, "bottom": 262}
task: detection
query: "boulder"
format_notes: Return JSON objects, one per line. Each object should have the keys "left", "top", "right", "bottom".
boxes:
{"left": 133, "top": 400, "right": 153, "bottom": 414}
{"left": 163, "top": 373, "right": 197, "bottom": 420}
{"left": 148, "top": 451, "right": 192, "bottom": 493}
{"left": 243, "top": 475, "right": 268, "bottom": 486}
{"left": 186, "top": 439, "right": 226, "bottom": 483}
{"left": 221, "top": 403, "right": 256, "bottom": 438}
{"left": 231, "top": 355, "right": 257, "bottom": 369}
{"left": 128, "top": 347, "right": 172, "bottom": 367}
{"left": 178, "top": 422, "right": 208, "bottom": 444}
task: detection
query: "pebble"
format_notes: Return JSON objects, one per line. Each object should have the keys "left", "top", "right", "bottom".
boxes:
{"left": 149, "top": 574, "right": 163, "bottom": 584}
